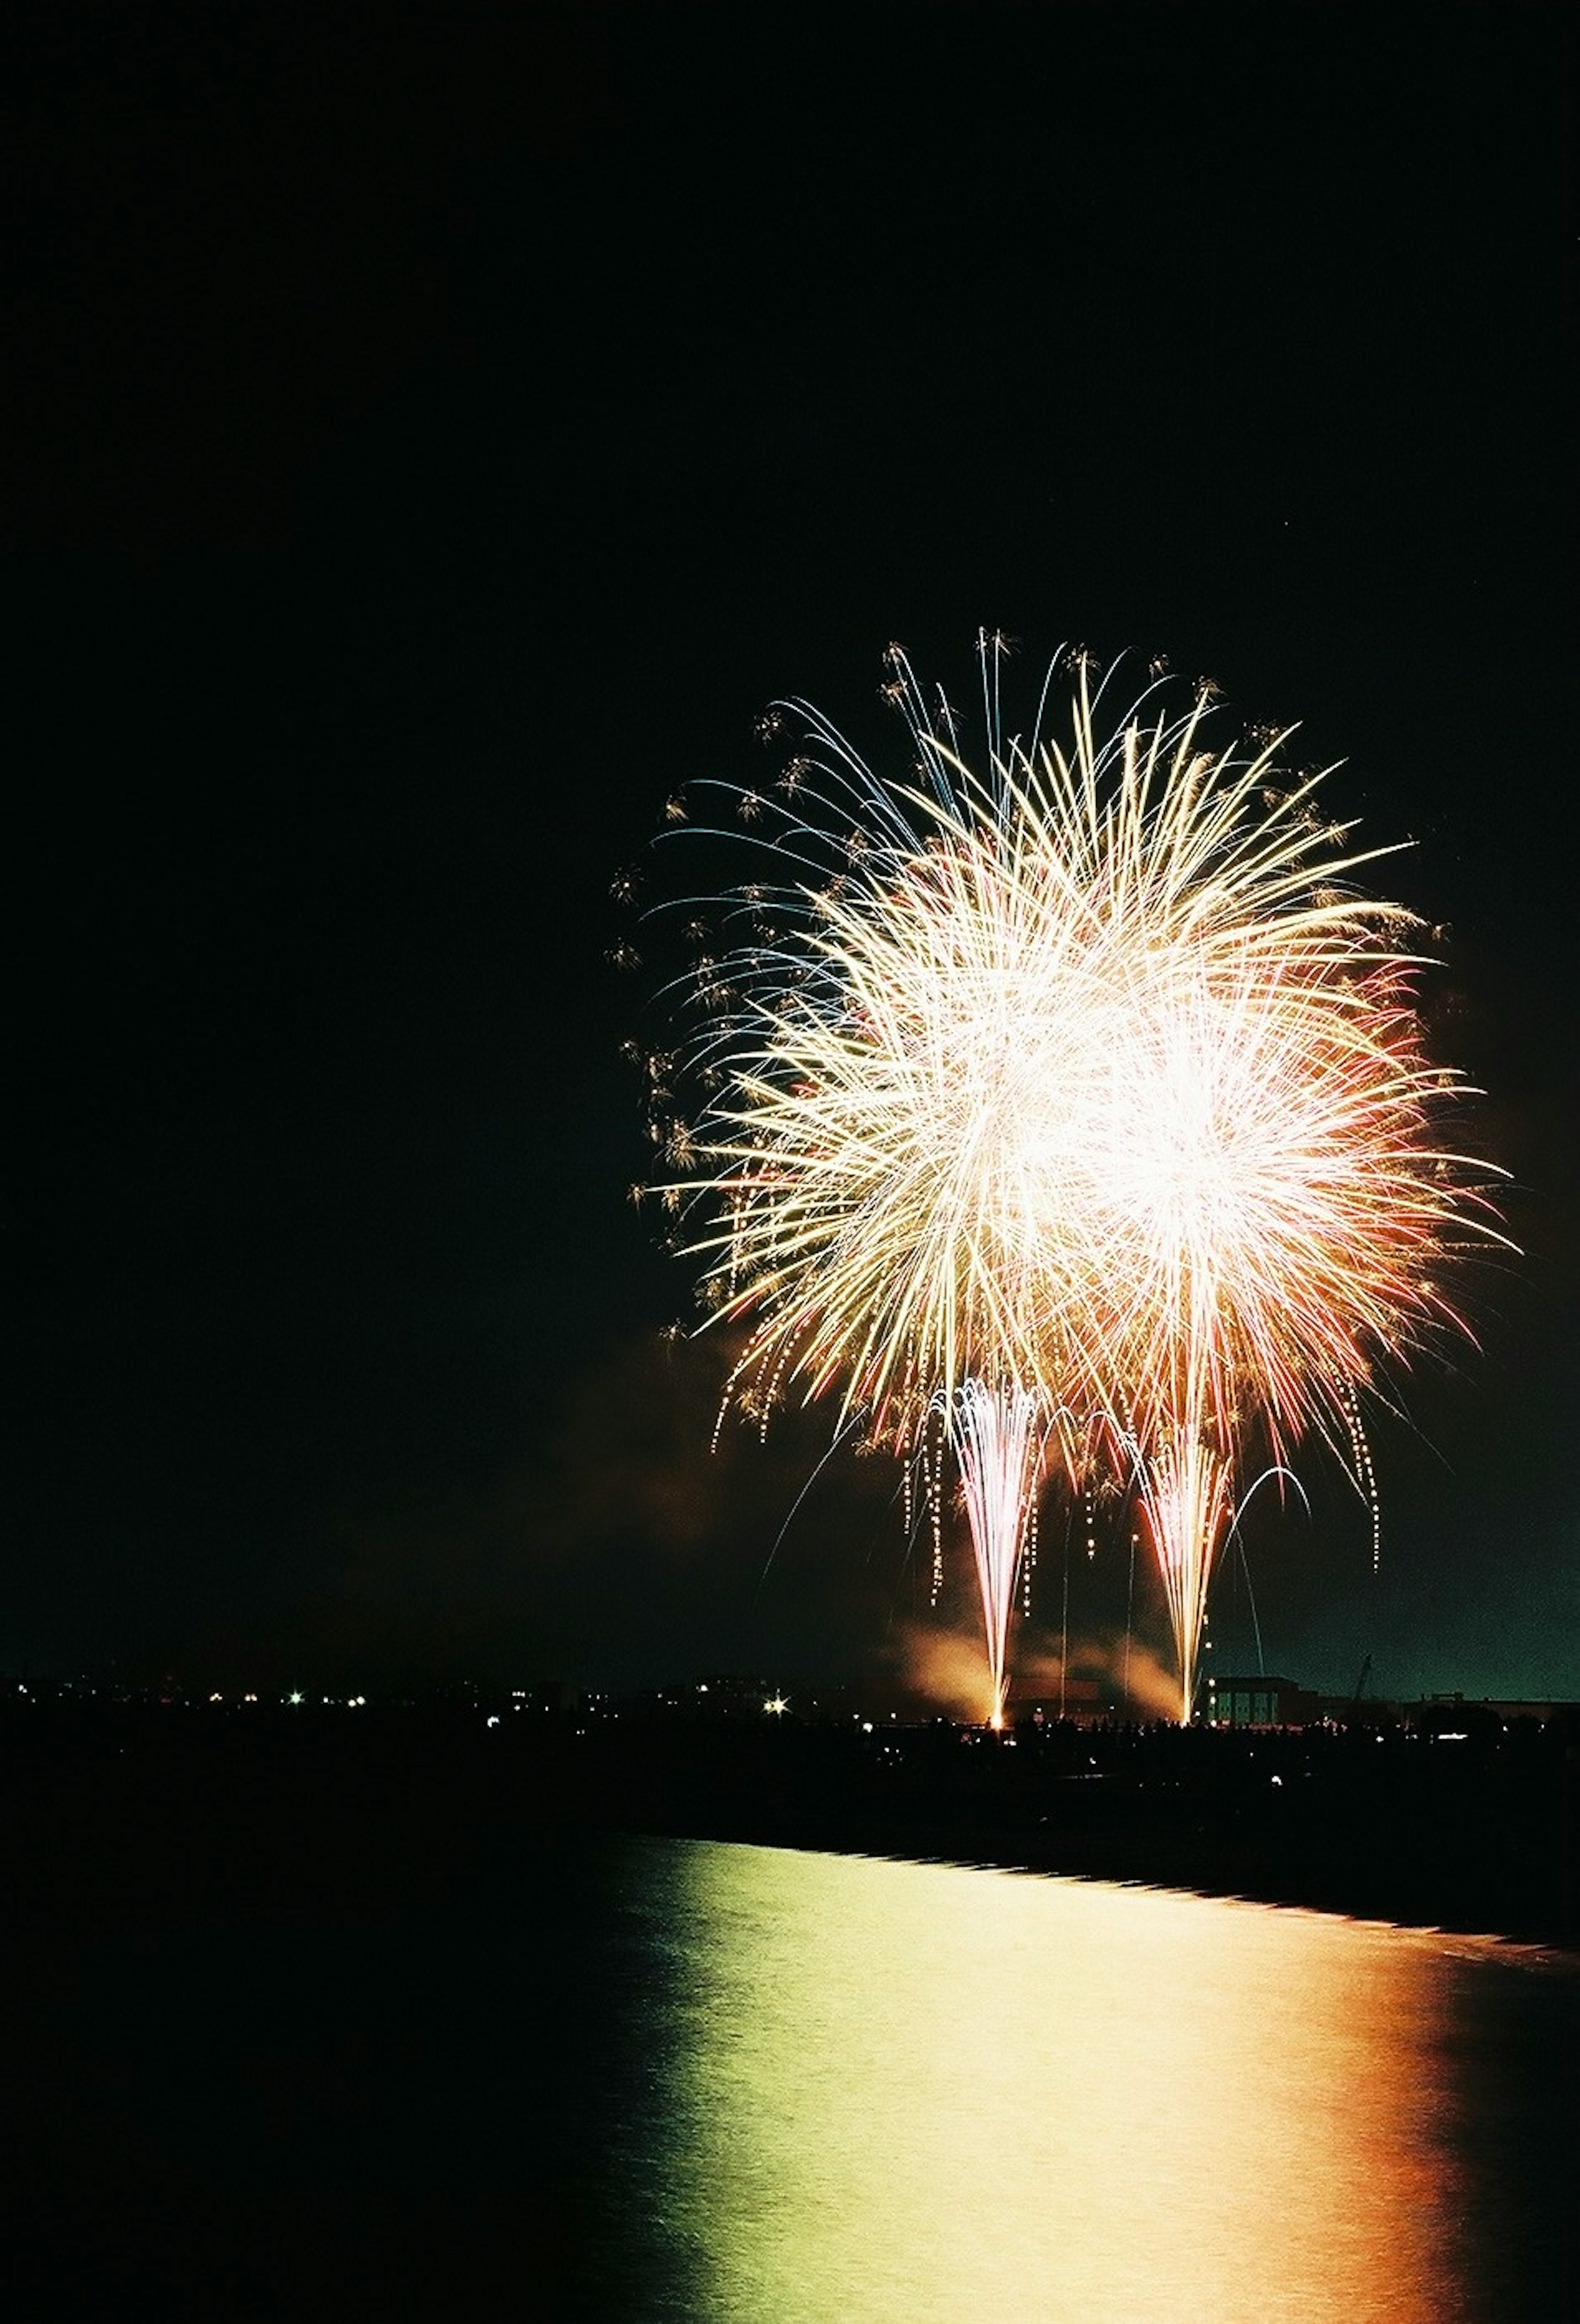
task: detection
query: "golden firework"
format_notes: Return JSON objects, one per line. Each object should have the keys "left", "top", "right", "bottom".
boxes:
{"left": 642, "top": 639, "right": 1505, "bottom": 1721}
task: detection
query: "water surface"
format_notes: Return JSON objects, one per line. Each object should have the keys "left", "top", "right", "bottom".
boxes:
{"left": 592, "top": 1837, "right": 1576, "bottom": 2324}
{"left": 7, "top": 1830, "right": 1574, "bottom": 2319}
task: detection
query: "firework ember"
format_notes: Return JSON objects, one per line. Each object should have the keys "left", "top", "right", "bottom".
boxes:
{"left": 630, "top": 637, "right": 1505, "bottom": 1722}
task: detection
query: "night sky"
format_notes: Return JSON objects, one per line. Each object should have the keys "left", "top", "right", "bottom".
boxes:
{"left": 7, "top": 6, "right": 1577, "bottom": 1707}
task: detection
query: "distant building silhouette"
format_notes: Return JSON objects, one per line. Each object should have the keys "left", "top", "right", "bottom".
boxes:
{"left": 1206, "top": 1674, "right": 1321, "bottom": 1728}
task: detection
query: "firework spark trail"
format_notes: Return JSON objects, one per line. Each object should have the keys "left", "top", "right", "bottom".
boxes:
{"left": 948, "top": 1379, "right": 1045, "bottom": 1726}
{"left": 632, "top": 637, "right": 1506, "bottom": 1721}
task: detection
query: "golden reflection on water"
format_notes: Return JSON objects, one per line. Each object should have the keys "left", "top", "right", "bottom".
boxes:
{"left": 646, "top": 1842, "right": 1468, "bottom": 2324}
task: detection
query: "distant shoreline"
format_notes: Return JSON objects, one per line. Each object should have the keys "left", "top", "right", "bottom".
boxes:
{"left": 7, "top": 1699, "right": 1575, "bottom": 1953}
{"left": 562, "top": 1720, "right": 1580, "bottom": 1954}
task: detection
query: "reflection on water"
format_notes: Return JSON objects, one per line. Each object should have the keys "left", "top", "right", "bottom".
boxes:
{"left": 14, "top": 1823, "right": 1572, "bottom": 2315}
{"left": 602, "top": 1838, "right": 1573, "bottom": 2324}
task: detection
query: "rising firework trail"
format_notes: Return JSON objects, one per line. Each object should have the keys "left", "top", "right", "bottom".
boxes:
{"left": 625, "top": 637, "right": 1506, "bottom": 1722}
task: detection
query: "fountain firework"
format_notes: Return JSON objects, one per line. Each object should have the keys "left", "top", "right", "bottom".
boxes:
{"left": 627, "top": 638, "right": 1504, "bottom": 1721}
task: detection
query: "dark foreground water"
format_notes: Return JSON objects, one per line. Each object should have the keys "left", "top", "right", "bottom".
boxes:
{"left": 6, "top": 1825, "right": 1576, "bottom": 2320}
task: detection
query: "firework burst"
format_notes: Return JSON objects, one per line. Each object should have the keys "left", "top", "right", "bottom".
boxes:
{"left": 630, "top": 638, "right": 1506, "bottom": 1721}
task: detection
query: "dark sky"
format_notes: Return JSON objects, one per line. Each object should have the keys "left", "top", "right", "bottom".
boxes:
{"left": 7, "top": 5, "right": 1577, "bottom": 1706}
